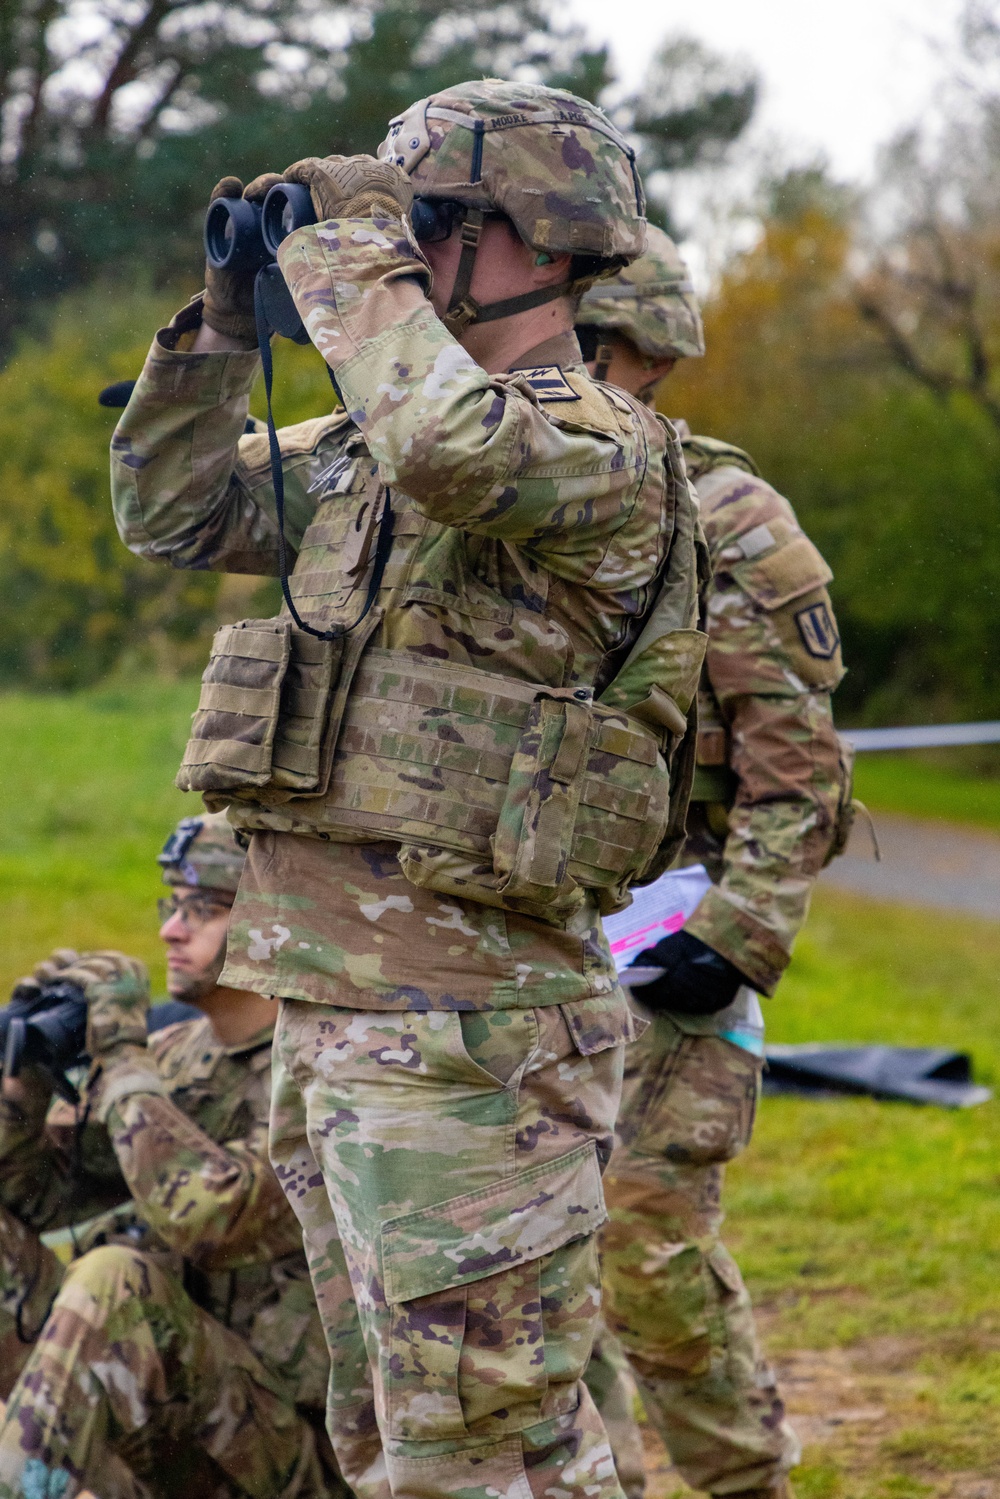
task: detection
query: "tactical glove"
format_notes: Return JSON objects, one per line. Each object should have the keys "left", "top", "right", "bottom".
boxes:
{"left": 279, "top": 154, "right": 414, "bottom": 225}
{"left": 626, "top": 928, "right": 750, "bottom": 1017}
{"left": 202, "top": 173, "right": 281, "bottom": 342}
{"left": 52, "top": 952, "right": 152, "bottom": 1055}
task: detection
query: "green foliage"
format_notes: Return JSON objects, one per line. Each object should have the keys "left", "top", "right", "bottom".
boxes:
{"left": 853, "top": 751, "right": 1000, "bottom": 828}
{"left": 0, "top": 678, "right": 198, "bottom": 991}
{"left": 726, "top": 882, "right": 1000, "bottom": 1490}
{"left": 0, "top": 286, "right": 234, "bottom": 689}
{"left": 668, "top": 181, "right": 1000, "bottom": 723}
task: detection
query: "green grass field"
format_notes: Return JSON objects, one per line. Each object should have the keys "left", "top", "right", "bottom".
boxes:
{"left": 0, "top": 678, "right": 197, "bottom": 990}
{"left": 853, "top": 749, "right": 1000, "bottom": 830}
{"left": 3, "top": 679, "right": 1000, "bottom": 1494}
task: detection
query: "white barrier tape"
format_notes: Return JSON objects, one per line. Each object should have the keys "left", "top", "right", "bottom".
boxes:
{"left": 842, "top": 722, "right": 1000, "bottom": 751}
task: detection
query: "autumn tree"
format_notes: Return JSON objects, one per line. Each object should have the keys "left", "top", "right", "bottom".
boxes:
{"left": 669, "top": 168, "right": 1000, "bottom": 725}
{"left": 854, "top": 0, "right": 1000, "bottom": 431}
{"left": 0, "top": 0, "right": 758, "bottom": 358}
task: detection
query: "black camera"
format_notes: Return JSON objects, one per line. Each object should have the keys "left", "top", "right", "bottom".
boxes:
{"left": 204, "top": 182, "right": 316, "bottom": 272}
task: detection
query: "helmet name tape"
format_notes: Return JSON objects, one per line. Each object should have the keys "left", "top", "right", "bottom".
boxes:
{"left": 424, "top": 105, "right": 636, "bottom": 162}
{"left": 589, "top": 278, "right": 696, "bottom": 298}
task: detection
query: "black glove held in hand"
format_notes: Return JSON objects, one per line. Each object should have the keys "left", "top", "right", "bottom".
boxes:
{"left": 627, "top": 929, "right": 749, "bottom": 1016}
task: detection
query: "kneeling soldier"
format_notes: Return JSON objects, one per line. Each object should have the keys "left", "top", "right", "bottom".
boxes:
{"left": 0, "top": 815, "right": 347, "bottom": 1499}
{"left": 575, "top": 228, "right": 850, "bottom": 1499}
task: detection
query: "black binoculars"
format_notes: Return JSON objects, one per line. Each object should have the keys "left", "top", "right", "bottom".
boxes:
{"left": 204, "top": 182, "right": 317, "bottom": 273}
{"left": 204, "top": 183, "right": 318, "bottom": 342}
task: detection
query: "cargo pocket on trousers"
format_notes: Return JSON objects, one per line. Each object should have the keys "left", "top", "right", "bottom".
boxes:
{"left": 380, "top": 1140, "right": 607, "bottom": 1441}
{"left": 631, "top": 1025, "right": 762, "bottom": 1166}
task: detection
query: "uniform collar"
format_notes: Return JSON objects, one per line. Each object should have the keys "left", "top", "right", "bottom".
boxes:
{"left": 508, "top": 329, "right": 584, "bottom": 373}
{"left": 221, "top": 1020, "right": 275, "bottom": 1058}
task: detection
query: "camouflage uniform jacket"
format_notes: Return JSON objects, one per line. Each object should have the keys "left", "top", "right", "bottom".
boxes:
{"left": 677, "top": 427, "right": 846, "bottom": 994}
{"left": 111, "top": 215, "right": 698, "bottom": 1015}
{"left": 0, "top": 1015, "right": 328, "bottom": 1408}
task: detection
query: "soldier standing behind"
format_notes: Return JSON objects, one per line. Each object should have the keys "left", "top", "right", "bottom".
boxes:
{"left": 0, "top": 815, "right": 344, "bottom": 1499}
{"left": 575, "top": 227, "right": 850, "bottom": 1499}
{"left": 110, "top": 80, "right": 703, "bottom": 1499}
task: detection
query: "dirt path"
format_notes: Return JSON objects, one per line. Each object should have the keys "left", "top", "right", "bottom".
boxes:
{"left": 642, "top": 1324, "right": 1000, "bottom": 1497}
{"left": 820, "top": 812, "right": 1000, "bottom": 919}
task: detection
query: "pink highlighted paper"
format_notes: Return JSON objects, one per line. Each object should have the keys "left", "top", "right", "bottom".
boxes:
{"left": 603, "top": 865, "right": 712, "bottom": 974}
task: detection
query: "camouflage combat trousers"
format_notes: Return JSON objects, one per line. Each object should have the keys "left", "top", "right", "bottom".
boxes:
{"left": 0, "top": 1214, "right": 336, "bottom": 1499}
{"left": 0, "top": 1201, "right": 64, "bottom": 1401}
{"left": 270, "top": 1001, "right": 627, "bottom": 1499}
{"left": 593, "top": 1014, "right": 800, "bottom": 1496}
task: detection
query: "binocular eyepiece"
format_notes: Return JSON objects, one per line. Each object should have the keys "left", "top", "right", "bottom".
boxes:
{"left": 204, "top": 183, "right": 317, "bottom": 272}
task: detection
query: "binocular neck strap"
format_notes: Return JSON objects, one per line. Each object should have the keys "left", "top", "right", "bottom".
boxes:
{"left": 441, "top": 206, "right": 575, "bottom": 338}
{"left": 253, "top": 271, "right": 394, "bottom": 644}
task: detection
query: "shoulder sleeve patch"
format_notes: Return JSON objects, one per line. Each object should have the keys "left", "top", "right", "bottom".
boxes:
{"left": 236, "top": 411, "right": 353, "bottom": 489}
{"left": 530, "top": 369, "right": 633, "bottom": 441}
{"left": 520, "top": 365, "right": 581, "bottom": 402}
{"left": 795, "top": 600, "right": 840, "bottom": 659}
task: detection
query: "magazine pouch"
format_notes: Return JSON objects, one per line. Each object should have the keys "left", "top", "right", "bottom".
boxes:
{"left": 177, "top": 618, "right": 343, "bottom": 796}
{"left": 270, "top": 630, "right": 344, "bottom": 791}
{"left": 177, "top": 619, "right": 293, "bottom": 794}
{"left": 491, "top": 689, "right": 671, "bottom": 921}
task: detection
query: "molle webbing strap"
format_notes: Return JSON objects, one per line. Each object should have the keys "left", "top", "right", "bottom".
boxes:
{"left": 315, "top": 650, "right": 664, "bottom": 884}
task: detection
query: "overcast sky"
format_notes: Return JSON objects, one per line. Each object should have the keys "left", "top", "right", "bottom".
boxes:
{"left": 567, "top": 0, "right": 968, "bottom": 182}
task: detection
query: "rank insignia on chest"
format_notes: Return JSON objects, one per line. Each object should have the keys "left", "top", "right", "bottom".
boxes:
{"left": 795, "top": 601, "right": 839, "bottom": 659}
{"left": 520, "top": 366, "right": 581, "bottom": 402}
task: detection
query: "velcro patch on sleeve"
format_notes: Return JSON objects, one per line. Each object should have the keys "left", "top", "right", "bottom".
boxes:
{"left": 795, "top": 601, "right": 840, "bottom": 659}
{"left": 735, "top": 522, "right": 775, "bottom": 559}
{"left": 520, "top": 365, "right": 581, "bottom": 402}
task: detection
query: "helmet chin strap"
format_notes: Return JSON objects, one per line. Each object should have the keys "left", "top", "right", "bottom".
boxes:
{"left": 593, "top": 340, "right": 614, "bottom": 382}
{"left": 441, "top": 207, "right": 574, "bottom": 338}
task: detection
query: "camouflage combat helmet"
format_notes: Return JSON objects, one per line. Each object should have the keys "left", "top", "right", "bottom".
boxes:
{"left": 576, "top": 223, "right": 705, "bottom": 375}
{"left": 158, "top": 812, "right": 245, "bottom": 895}
{"left": 379, "top": 79, "right": 647, "bottom": 334}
